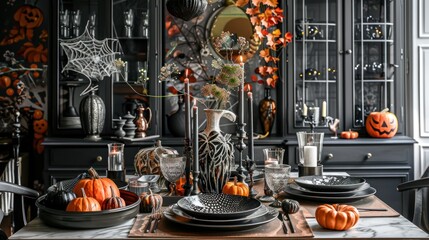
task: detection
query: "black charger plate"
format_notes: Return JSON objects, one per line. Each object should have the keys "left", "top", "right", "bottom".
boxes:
{"left": 288, "top": 182, "right": 371, "bottom": 197}
{"left": 284, "top": 185, "right": 376, "bottom": 203}
{"left": 294, "top": 175, "right": 366, "bottom": 192}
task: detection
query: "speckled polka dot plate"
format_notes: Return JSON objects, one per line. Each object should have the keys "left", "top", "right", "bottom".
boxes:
{"left": 177, "top": 194, "right": 262, "bottom": 219}
{"left": 294, "top": 175, "right": 366, "bottom": 192}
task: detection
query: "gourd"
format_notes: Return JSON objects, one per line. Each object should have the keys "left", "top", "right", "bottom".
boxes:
{"left": 281, "top": 199, "right": 300, "bottom": 214}
{"left": 315, "top": 204, "right": 360, "bottom": 231}
{"left": 134, "top": 140, "right": 178, "bottom": 187}
{"left": 222, "top": 176, "right": 249, "bottom": 197}
{"left": 66, "top": 188, "right": 101, "bottom": 212}
{"left": 139, "top": 189, "right": 163, "bottom": 213}
{"left": 73, "top": 167, "right": 120, "bottom": 205}
{"left": 340, "top": 129, "right": 359, "bottom": 139}
{"left": 102, "top": 186, "right": 126, "bottom": 210}
{"left": 45, "top": 182, "right": 76, "bottom": 210}
{"left": 365, "top": 108, "right": 398, "bottom": 138}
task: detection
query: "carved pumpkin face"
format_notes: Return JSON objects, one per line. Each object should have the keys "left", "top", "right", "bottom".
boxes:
{"left": 33, "top": 119, "right": 48, "bottom": 134}
{"left": 365, "top": 110, "right": 398, "bottom": 138}
{"left": 14, "top": 5, "right": 44, "bottom": 29}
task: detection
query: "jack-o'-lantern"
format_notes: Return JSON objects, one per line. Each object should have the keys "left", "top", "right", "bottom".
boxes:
{"left": 33, "top": 119, "right": 48, "bottom": 134}
{"left": 365, "top": 108, "right": 398, "bottom": 138}
{"left": 14, "top": 5, "right": 44, "bottom": 29}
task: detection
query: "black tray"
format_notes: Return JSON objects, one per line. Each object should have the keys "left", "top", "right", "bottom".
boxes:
{"left": 36, "top": 189, "right": 140, "bottom": 229}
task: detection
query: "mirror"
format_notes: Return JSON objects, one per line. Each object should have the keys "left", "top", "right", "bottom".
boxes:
{"left": 207, "top": 5, "right": 255, "bottom": 62}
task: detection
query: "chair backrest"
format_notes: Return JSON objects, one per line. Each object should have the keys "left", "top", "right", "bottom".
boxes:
{"left": 0, "top": 181, "right": 39, "bottom": 238}
{"left": 397, "top": 167, "right": 429, "bottom": 233}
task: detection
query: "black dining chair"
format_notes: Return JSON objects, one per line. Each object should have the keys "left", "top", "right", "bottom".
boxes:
{"left": 0, "top": 181, "right": 39, "bottom": 239}
{"left": 397, "top": 167, "right": 429, "bottom": 233}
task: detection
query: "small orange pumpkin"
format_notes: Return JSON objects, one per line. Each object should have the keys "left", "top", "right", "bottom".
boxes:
{"left": 66, "top": 188, "right": 101, "bottom": 212}
{"left": 139, "top": 189, "right": 163, "bottom": 213}
{"left": 73, "top": 167, "right": 120, "bottom": 205}
{"left": 14, "top": 5, "right": 44, "bottom": 29}
{"left": 315, "top": 204, "right": 359, "bottom": 231}
{"left": 340, "top": 129, "right": 359, "bottom": 139}
{"left": 365, "top": 108, "right": 398, "bottom": 138}
{"left": 33, "top": 119, "right": 48, "bottom": 134}
{"left": 222, "top": 176, "right": 249, "bottom": 197}
{"left": 102, "top": 186, "right": 126, "bottom": 210}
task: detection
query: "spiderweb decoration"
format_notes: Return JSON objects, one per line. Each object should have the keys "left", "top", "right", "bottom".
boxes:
{"left": 60, "top": 23, "right": 122, "bottom": 96}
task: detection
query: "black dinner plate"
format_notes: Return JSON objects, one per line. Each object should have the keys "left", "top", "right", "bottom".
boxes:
{"left": 177, "top": 194, "right": 262, "bottom": 219}
{"left": 164, "top": 204, "right": 277, "bottom": 230}
{"left": 288, "top": 182, "right": 371, "bottom": 197}
{"left": 294, "top": 175, "right": 366, "bottom": 192}
{"left": 284, "top": 185, "right": 376, "bottom": 203}
{"left": 171, "top": 204, "right": 269, "bottom": 224}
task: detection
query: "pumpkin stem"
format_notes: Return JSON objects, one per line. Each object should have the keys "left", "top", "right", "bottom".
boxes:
{"left": 381, "top": 108, "right": 389, "bottom": 113}
{"left": 88, "top": 167, "right": 100, "bottom": 179}
{"left": 233, "top": 176, "right": 238, "bottom": 186}
{"left": 81, "top": 188, "right": 87, "bottom": 198}
{"left": 148, "top": 188, "right": 153, "bottom": 195}
{"left": 110, "top": 186, "right": 116, "bottom": 198}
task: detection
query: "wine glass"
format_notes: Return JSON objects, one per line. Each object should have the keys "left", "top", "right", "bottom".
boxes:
{"left": 159, "top": 154, "right": 186, "bottom": 196}
{"left": 259, "top": 148, "right": 284, "bottom": 202}
{"left": 265, "top": 164, "right": 291, "bottom": 207}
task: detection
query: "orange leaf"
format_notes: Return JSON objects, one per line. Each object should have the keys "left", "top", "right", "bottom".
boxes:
{"left": 246, "top": 7, "right": 260, "bottom": 16}
{"left": 258, "top": 66, "right": 267, "bottom": 76}
{"left": 252, "top": 0, "right": 263, "bottom": 6}
{"left": 272, "top": 29, "right": 281, "bottom": 38}
{"left": 235, "top": 0, "right": 249, "bottom": 7}
{"left": 250, "top": 16, "right": 260, "bottom": 26}
{"left": 259, "top": 48, "right": 270, "bottom": 58}
{"left": 251, "top": 75, "right": 258, "bottom": 82}
{"left": 262, "top": 0, "right": 278, "bottom": 7}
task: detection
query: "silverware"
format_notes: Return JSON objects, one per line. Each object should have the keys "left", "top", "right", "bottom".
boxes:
{"left": 283, "top": 213, "right": 296, "bottom": 233}
{"left": 279, "top": 212, "right": 288, "bottom": 234}
{"left": 151, "top": 212, "right": 163, "bottom": 233}
{"left": 357, "top": 207, "right": 388, "bottom": 212}
{"left": 144, "top": 215, "right": 154, "bottom": 233}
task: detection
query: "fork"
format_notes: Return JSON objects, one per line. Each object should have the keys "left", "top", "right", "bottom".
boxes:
{"left": 150, "top": 211, "right": 163, "bottom": 233}
{"left": 143, "top": 214, "right": 154, "bottom": 233}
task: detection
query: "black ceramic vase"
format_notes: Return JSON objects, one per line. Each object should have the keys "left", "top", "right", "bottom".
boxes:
{"left": 79, "top": 90, "right": 105, "bottom": 140}
{"left": 258, "top": 88, "right": 277, "bottom": 136}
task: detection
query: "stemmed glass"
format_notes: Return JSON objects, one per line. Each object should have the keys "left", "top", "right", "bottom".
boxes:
{"left": 159, "top": 154, "right": 186, "bottom": 196}
{"left": 264, "top": 164, "right": 291, "bottom": 207}
{"left": 260, "top": 148, "right": 284, "bottom": 202}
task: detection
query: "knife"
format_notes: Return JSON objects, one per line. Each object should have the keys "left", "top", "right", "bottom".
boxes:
{"left": 283, "top": 213, "right": 296, "bottom": 233}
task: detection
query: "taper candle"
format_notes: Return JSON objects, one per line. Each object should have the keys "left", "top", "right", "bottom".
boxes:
{"left": 239, "top": 59, "right": 244, "bottom": 125}
{"left": 183, "top": 76, "right": 192, "bottom": 195}
{"left": 247, "top": 92, "right": 254, "bottom": 161}
{"left": 192, "top": 99, "right": 200, "bottom": 195}
{"left": 184, "top": 78, "right": 191, "bottom": 140}
{"left": 322, "top": 101, "right": 327, "bottom": 118}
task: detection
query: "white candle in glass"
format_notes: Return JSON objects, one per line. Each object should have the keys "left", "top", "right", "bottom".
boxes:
{"left": 322, "top": 101, "right": 327, "bottom": 118}
{"left": 264, "top": 157, "right": 279, "bottom": 165}
{"left": 303, "top": 146, "right": 318, "bottom": 167}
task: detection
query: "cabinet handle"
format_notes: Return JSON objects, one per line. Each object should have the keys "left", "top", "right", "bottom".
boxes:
{"left": 96, "top": 156, "right": 103, "bottom": 162}
{"left": 339, "top": 49, "right": 352, "bottom": 55}
{"left": 366, "top": 153, "right": 373, "bottom": 159}
{"left": 327, "top": 153, "right": 334, "bottom": 159}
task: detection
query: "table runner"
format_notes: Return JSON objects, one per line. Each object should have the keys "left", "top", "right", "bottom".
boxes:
{"left": 128, "top": 209, "right": 313, "bottom": 238}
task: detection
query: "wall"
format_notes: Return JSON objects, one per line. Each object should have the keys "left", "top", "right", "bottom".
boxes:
{"left": 0, "top": 0, "right": 49, "bottom": 191}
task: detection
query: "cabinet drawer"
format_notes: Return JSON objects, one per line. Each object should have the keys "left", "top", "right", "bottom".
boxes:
{"left": 320, "top": 145, "right": 411, "bottom": 165}
{"left": 49, "top": 147, "right": 107, "bottom": 167}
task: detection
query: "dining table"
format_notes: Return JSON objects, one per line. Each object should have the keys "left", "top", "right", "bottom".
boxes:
{"left": 9, "top": 172, "right": 429, "bottom": 240}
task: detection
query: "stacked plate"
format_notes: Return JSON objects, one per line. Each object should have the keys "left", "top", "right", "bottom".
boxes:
{"left": 285, "top": 175, "right": 377, "bottom": 203}
{"left": 163, "top": 194, "right": 278, "bottom": 230}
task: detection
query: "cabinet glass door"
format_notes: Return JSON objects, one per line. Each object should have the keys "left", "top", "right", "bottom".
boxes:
{"left": 111, "top": 0, "right": 150, "bottom": 120}
{"left": 353, "top": 0, "right": 395, "bottom": 127}
{"left": 293, "top": 0, "right": 338, "bottom": 128}
{"left": 57, "top": 0, "right": 110, "bottom": 130}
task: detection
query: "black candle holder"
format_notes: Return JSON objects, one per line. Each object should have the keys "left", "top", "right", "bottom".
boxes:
{"left": 235, "top": 122, "right": 247, "bottom": 182}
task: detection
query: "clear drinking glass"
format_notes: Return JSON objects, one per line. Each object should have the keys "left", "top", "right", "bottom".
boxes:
{"left": 106, "top": 143, "right": 125, "bottom": 182}
{"left": 265, "top": 164, "right": 291, "bottom": 207}
{"left": 296, "top": 131, "right": 324, "bottom": 166}
{"left": 259, "top": 148, "right": 284, "bottom": 202}
{"left": 159, "top": 154, "right": 186, "bottom": 196}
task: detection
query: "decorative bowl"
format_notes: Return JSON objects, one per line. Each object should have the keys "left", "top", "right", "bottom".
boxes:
{"left": 294, "top": 175, "right": 366, "bottom": 192}
{"left": 36, "top": 189, "right": 140, "bottom": 229}
{"left": 177, "top": 194, "right": 262, "bottom": 219}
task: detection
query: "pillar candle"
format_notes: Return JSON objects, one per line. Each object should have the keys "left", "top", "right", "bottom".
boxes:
{"left": 303, "top": 146, "right": 318, "bottom": 167}
{"left": 247, "top": 92, "right": 254, "bottom": 161}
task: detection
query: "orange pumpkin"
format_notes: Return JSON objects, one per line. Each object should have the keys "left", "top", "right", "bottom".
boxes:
{"left": 315, "top": 204, "right": 359, "bottom": 231}
{"left": 365, "top": 108, "right": 398, "bottom": 138}
{"left": 33, "top": 119, "right": 48, "bottom": 134}
{"left": 66, "top": 188, "right": 101, "bottom": 212}
{"left": 73, "top": 167, "right": 120, "bottom": 205}
{"left": 0, "top": 76, "right": 11, "bottom": 88}
{"left": 14, "top": 5, "right": 44, "bottom": 29}
{"left": 340, "top": 129, "right": 359, "bottom": 139}
{"left": 222, "top": 176, "right": 249, "bottom": 197}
